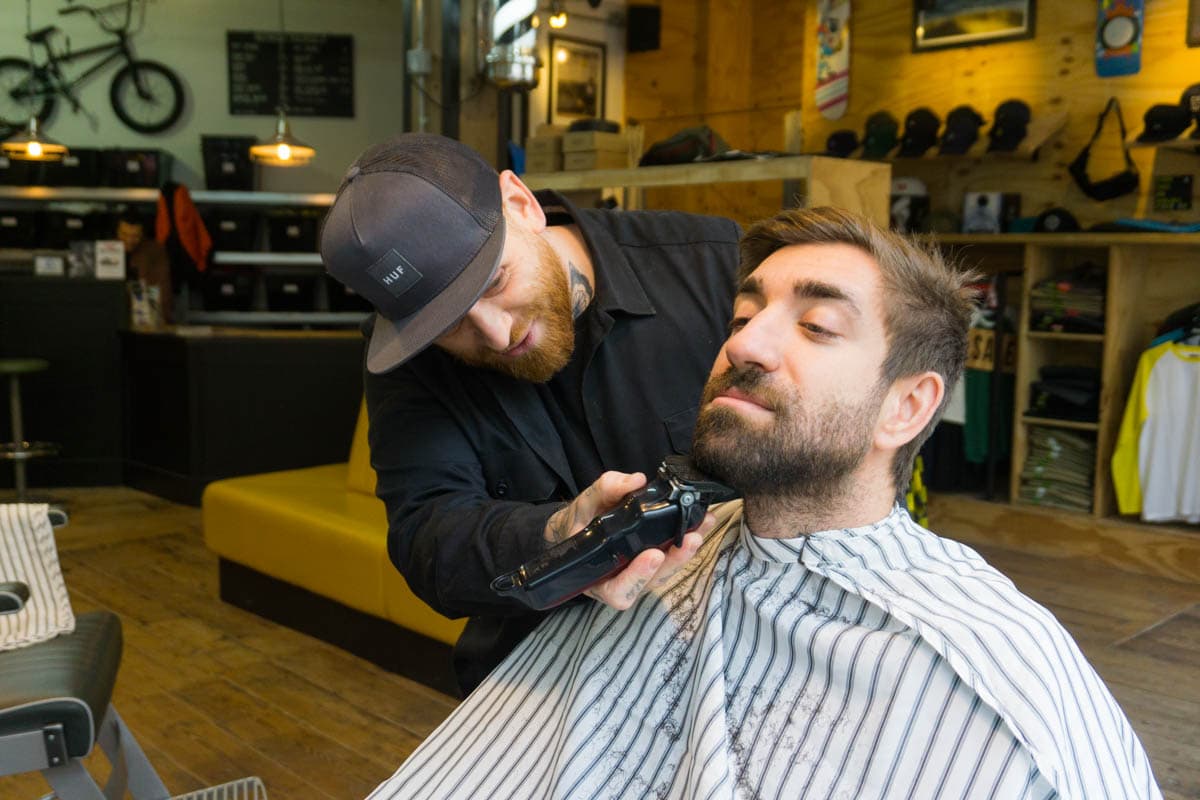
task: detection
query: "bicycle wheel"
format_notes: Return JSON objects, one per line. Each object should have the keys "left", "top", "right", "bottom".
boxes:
{"left": 110, "top": 60, "right": 184, "bottom": 134}
{"left": 0, "top": 58, "right": 55, "bottom": 131}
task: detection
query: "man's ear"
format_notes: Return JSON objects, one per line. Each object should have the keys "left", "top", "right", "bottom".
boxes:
{"left": 874, "top": 371, "right": 945, "bottom": 452}
{"left": 498, "top": 170, "right": 546, "bottom": 232}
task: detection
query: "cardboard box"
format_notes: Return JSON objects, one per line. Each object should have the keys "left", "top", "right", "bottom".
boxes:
{"left": 562, "top": 131, "right": 629, "bottom": 153}
{"left": 563, "top": 150, "right": 629, "bottom": 171}
{"left": 526, "top": 152, "right": 564, "bottom": 173}
{"left": 524, "top": 135, "right": 563, "bottom": 157}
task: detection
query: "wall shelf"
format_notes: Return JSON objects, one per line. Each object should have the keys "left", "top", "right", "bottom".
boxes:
{"left": 1021, "top": 416, "right": 1101, "bottom": 432}
{"left": 1026, "top": 331, "right": 1105, "bottom": 343}
{"left": 0, "top": 187, "right": 335, "bottom": 207}
{"left": 212, "top": 252, "right": 323, "bottom": 267}
{"left": 183, "top": 311, "right": 368, "bottom": 327}
{"left": 522, "top": 155, "right": 892, "bottom": 227}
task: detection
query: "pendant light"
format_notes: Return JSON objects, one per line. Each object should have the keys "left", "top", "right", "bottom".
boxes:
{"left": 249, "top": 0, "right": 315, "bottom": 167}
{"left": 3, "top": 0, "right": 67, "bottom": 161}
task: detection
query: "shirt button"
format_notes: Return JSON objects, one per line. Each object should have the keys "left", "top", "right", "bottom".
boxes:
{"left": 495, "top": 481, "right": 509, "bottom": 497}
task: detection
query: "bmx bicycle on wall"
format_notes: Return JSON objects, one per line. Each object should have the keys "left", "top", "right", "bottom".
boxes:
{"left": 0, "top": 0, "right": 184, "bottom": 136}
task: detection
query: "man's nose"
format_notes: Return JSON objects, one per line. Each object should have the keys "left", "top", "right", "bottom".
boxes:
{"left": 723, "top": 315, "right": 780, "bottom": 373}
{"left": 464, "top": 301, "right": 512, "bottom": 351}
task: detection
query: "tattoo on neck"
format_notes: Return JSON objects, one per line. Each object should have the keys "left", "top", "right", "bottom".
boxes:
{"left": 568, "top": 261, "right": 593, "bottom": 317}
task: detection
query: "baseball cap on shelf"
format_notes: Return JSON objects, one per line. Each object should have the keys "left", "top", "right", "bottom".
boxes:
{"left": 987, "top": 99, "right": 1031, "bottom": 153}
{"left": 1135, "top": 103, "right": 1191, "bottom": 142}
{"left": 1034, "top": 207, "right": 1080, "bottom": 233}
{"left": 939, "top": 105, "right": 985, "bottom": 155}
{"left": 896, "top": 108, "right": 940, "bottom": 158}
{"left": 861, "top": 111, "right": 899, "bottom": 159}
{"left": 825, "top": 129, "right": 860, "bottom": 158}
{"left": 1181, "top": 83, "right": 1200, "bottom": 137}
{"left": 320, "top": 133, "right": 506, "bottom": 375}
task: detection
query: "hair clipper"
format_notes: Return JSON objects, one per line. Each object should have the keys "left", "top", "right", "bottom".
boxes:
{"left": 491, "top": 455, "right": 738, "bottom": 610}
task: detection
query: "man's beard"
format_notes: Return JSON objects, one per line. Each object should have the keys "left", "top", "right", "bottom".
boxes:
{"left": 691, "top": 365, "right": 883, "bottom": 502}
{"left": 455, "top": 234, "right": 576, "bottom": 383}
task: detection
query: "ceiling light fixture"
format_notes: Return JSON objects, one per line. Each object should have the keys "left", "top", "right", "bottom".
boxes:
{"left": 249, "top": 0, "right": 315, "bottom": 167}
{"left": 548, "top": 1, "right": 568, "bottom": 28}
{"left": 4, "top": 0, "right": 67, "bottom": 162}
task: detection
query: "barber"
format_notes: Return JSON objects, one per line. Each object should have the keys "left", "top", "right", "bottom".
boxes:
{"left": 321, "top": 133, "right": 739, "bottom": 693}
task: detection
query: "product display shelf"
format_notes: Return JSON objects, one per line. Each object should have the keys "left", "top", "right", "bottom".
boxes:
{"left": 1005, "top": 237, "right": 1200, "bottom": 518}
{"left": 0, "top": 187, "right": 344, "bottom": 327}
{"left": 522, "top": 155, "right": 892, "bottom": 228}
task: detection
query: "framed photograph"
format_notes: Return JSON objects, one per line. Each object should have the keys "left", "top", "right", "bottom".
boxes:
{"left": 913, "top": 0, "right": 1036, "bottom": 52}
{"left": 547, "top": 36, "right": 606, "bottom": 126}
{"left": 1189, "top": 0, "right": 1200, "bottom": 46}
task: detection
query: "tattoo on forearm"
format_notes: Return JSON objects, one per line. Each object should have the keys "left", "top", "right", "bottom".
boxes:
{"left": 568, "top": 261, "right": 593, "bottom": 317}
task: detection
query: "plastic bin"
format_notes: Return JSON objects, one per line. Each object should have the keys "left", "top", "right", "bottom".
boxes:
{"left": 265, "top": 273, "right": 318, "bottom": 312}
{"left": 203, "top": 209, "right": 261, "bottom": 252}
{"left": 103, "top": 149, "right": 171, "bottom": 188}
{"left": 266, "top": 208, "right": 323, "bottom": 252}
{"left": 325, "top": 275, "right": 375, "bottom": 312}
{"left": 202, "top": 269, "right": 256, "bottom": 311}
{"left": 40, "top": 210, "right": 93, "bottom": 248}
{"left": 0, "top": 210, "right": 39, "bottom": 247}
{"left": 39, "top": 148, "right": 103, "bottom": 187}
{"left": 201, "top": 135, "right": 257, "bottom": 191}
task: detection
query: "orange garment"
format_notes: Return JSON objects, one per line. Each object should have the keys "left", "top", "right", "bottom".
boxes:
{"left": 155, "top": 182, "right": 212, "bottom": 273}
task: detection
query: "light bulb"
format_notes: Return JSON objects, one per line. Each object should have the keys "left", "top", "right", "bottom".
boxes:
{"left": 277, "top": 143, "right": 292, "bottom": 161}
{"left": 555, "top": 47, "right": 568, "bottom": 63}
{"left": 27, "top": 140, "right": 42, "bottom": 158}
{"left": 549, "top": 12, "right": 567, "bottom": 28}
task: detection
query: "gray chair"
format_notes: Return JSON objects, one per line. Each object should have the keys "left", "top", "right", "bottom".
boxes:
{"left": 0, "top": 506, "right": 267, "bottom": 800}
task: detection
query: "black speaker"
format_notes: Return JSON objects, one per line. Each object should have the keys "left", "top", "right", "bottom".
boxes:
{"left": 628, "top": 5, "right": 661, "bottom": 53}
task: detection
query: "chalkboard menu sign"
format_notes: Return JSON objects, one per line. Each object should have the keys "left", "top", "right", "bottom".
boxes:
{"left": 227, "top": 31, "right": 354, "bottom": 118}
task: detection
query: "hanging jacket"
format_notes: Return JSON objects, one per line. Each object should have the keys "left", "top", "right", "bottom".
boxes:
{"left": 156, "top": 181, "right": 212, "bottom": 288}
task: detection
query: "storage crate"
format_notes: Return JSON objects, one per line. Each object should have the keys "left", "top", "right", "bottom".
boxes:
{"left": 103, "top": 149, "right": 171, "bottom": 188}
{"left": 265, "top": 273, "right": 318, "bottom": 311}
{"left": 39, "top": 148, "right": 103, "bottom": 187}
{"left": 325, "top": 275, "right": 375, "bottom": 312}
{"left": 201, "top": 135, "right": 257, "bottom": 191}
{"left": 0, "top": 156, "right": 33, "bottom": 186}
{"left": 40, "top": 210, "right": 93, "bottom": 248}
{"left": 202, "top": 269, "right": 256, "bottom": 311}
{"left": 203, "top": 209, "right": 261, "bottom": 252}
{"left": 0, "top": 210, "right": 39, "bottom": 248}
{"left": 266, "top": 208, "right": 323, "bottom": 252}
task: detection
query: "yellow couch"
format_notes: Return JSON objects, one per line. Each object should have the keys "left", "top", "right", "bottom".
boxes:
{"left": 202, "top": 403, "right": 466, "bottom": 651}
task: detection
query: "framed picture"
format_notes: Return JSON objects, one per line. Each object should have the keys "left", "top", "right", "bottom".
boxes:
{"left": 913, "top": 0, "right": 1036, "bottom": 52}
{"left": 547, "top": 36, "right": 606, "bottom": 126}
{"left": 1189, "top": 0, "right": 1200, "bottom": 46}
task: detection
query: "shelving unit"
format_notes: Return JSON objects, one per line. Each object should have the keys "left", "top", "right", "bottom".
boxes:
{"left": 0, "top": 186, "right": 347, "bottom": 328}
{"left": 949, "top": 233, "right": 1200, "bottom": 518}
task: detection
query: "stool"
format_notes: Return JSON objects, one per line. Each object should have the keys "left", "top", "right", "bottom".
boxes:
{"left": 0, "top": 358, "right": 59, "bottom": 501}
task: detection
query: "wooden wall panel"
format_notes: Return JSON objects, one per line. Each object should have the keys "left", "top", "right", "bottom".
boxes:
{"left": 625, "top": 0, "right": 807, "bottom": 225}
{"left": 627, "top": 1, "right": 1200, "bottom": 227}
{"left": 798, "top": 0, "right": 1200, "bottom": 228}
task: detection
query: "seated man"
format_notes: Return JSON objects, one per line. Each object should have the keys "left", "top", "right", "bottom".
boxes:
{"left": 367, "top": 207, "right": 1160, "bottom": 800}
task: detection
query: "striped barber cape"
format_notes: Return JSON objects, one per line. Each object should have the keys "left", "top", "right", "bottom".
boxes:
{"left": 369, "top": 503, "right": 1160, "bottom": 800}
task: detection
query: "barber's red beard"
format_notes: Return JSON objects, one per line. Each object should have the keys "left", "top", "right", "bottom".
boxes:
{"left": 455, "top": 235, "right": 576, "bottom": 383}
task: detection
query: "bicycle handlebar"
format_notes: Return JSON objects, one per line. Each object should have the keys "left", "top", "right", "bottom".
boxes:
{"left": 57, "top": 1, "right": 134, "bottom": 32}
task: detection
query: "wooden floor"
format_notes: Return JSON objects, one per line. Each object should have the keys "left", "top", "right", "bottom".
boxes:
{"left": 2, "top": 487, "right": 1198, "bottom": 799}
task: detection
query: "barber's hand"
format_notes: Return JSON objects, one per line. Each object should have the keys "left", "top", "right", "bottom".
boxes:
{"left": 543, "top": 470, "right": 716, "bottom": 611}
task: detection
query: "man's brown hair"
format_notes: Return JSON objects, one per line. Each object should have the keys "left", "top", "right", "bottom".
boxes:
{"left": 737, "top": 206, "right": 978, "bottom": 493}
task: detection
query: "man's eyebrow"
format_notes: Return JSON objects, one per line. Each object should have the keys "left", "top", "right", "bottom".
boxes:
{"left": 736, "top": 275, "right": 764, "bottom": 299}
{"left": 793, "top": 279, "right": 861, "bottom": 317}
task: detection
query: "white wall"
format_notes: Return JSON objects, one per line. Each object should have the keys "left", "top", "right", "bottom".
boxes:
{"left": 527, "top": 0, "right": 627, "bottom": 133}
{"left": 0, "top": 0, "right": 406, "bottom": 193}
{"left": 0, "top": 0, "right": 630, "bottom": 190}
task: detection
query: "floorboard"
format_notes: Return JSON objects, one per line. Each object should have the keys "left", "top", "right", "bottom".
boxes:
{"left": 1, "top": 487, "right": 1196, "bottom": 798}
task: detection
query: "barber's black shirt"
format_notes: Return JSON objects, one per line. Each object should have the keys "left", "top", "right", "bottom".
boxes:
{"left": 364, "top": 191, "right": 740, "bottom": 693}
